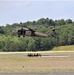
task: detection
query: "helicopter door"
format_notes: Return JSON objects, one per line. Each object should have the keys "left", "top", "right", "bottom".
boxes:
{"left": 18, "top": 30, "right": 22, "bottom": 35}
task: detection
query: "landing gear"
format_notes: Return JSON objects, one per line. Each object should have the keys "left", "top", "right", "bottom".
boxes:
{"left": 23, "top": 35, "right": 25, "bottom": 37}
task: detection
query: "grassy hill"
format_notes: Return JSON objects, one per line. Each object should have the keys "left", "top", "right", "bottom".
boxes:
{"left": 52, "top": 45, "right": 74, "bottom": 51}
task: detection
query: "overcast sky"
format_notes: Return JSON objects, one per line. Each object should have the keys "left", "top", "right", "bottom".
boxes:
{"left": 0, "top": 0, "right": 74, "bottom": 26}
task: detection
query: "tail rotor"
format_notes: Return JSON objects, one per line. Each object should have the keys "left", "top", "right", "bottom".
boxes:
{"left": 48, "top": 25, "right": 58, "bottom": 38}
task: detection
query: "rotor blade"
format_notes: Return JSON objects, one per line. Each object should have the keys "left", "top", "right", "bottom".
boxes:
{"left": 24, "top": 26, "right": 35, "bottom": 31}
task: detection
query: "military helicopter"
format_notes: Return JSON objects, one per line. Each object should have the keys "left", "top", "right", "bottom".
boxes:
{"left": 12, "top": 26, "right": 58, "bottom": 38}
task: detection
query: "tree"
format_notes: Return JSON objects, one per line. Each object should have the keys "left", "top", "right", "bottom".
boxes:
{"left": 48, "top": 19, "right": 55, "bottom": 26}
{"left": 66, "top": 19, "right": 72, "bottom": 24}
{"left": 37, "top": 18, "right": 46, "bottom": 25}
{"left": 57, "top": 19, "right": 65, "bottom": 25}
{"left": 0, "top": 27, "right": 4, "bottom": 34}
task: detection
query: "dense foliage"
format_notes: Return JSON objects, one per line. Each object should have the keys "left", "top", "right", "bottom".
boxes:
{"left": 0, "top": 18, "right": 74, "bottom": 51}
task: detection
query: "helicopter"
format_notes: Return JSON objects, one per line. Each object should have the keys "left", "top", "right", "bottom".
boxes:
{"left": 12, "top": 26, "right": 58, "bottom": 38}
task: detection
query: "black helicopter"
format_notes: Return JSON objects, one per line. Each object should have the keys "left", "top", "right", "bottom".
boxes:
{"left": 12, "top": 26, "right": 58, "bottom": 38}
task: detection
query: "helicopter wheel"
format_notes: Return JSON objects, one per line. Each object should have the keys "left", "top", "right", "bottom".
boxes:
{"left": 18, "top": 35, "right": 20, "bottom": 37}
{"left": 23, "top": 35, "right": 25, "bottom": 37}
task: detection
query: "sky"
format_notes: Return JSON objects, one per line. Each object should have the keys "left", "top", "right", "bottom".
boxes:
{"left": 0, "top": 0, "right": 74, "bottom": 26}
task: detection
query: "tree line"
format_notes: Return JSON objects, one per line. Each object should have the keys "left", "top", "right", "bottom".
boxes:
{"left": 0, "top": 18, "right": 74, "bottom": 51}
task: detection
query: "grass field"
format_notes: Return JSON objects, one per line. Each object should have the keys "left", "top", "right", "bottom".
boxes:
{"left": 0, "top": 45, "right": 74, "bottom": 72}
{"left": 51, "top": 45, "right": 74, "bottom": 51}
{"left": 0, "top": 51, "right": 74, "bottom": 72}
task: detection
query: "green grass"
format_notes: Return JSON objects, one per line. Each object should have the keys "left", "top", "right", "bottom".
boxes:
{"left": 52, "top": 45, "right": 74, "bottom": 51}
